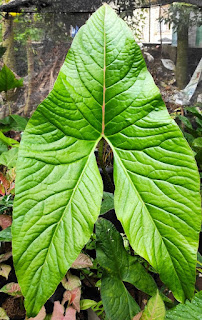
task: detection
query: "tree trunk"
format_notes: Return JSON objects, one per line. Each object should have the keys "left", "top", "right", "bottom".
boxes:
{"left": 176, "top": 25, "right": 188, "bottom": 90}
{"left": 24, "top": 37, "right": 34, "bottom": 116}
{"left": 2, "top": 14, "right": 16, "bottom": 72}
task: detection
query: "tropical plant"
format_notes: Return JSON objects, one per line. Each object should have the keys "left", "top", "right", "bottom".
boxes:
{"left": 12, "top": 4, "right": 201, "bottom": 319}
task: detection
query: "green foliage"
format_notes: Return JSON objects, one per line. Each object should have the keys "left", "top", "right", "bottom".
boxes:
{"left": 0, "top": 148, "right": 18, "bottom": 169}
{"left": 0, "top": 65, "right": 23, "bottom": 93}
{"left": 0, "top": 195, "right": 13, "bottom": 214}
{"left": 0, "top": 226, "right": 12, "bottom": 242}
{"left": 176, "top": 105, "right": 202, "bottom": 169}
{"left": 96, "top": 218, "right": 164, "bottom": 320}
{"left": 100, "top": 192, "right": 114, "bottom": 215}
{"left": 0, "top": 115, "right": 28, "bottom": 132}
{"left": 0, "top": 132, "right": 19, "bottom": 147}
{"left": 160, "top": 3, "right": 202, "bottom": 33}
{"left": 166, "top": 291, "right": 202, "bottom": 319}
{"left": 12, "top": 5, "right": 201, "bottom": 317}
{"left": 0, "top": 141, "right": 8, "bottom": 155}
{"left": 140, "top": 291, "right": 166, "bottom": 320}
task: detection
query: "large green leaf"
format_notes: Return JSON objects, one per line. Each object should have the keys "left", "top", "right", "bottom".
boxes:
{"left": 166, "top": 291, "right": 202, "bottom": 319}
{"left": 12, "top": 4, "right": 201, "bottom": 317}
{"left": 0, "top": 65, "right": 23, "bottom": 93}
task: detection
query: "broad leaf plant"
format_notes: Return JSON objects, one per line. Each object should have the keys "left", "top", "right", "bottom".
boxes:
{"left": 12, "top": 4, "right": 201, "bottom": 317}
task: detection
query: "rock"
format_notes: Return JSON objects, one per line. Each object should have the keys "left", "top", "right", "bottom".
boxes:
{"left": 197, "top": 93, "right": 202, "bottom": 103}
{"left": 161, "top": 59, "right": 175, "bottom": 71}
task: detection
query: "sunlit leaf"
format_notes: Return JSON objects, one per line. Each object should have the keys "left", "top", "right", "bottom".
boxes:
{"left": 13, "top": 4, "right": 201, "bottom": 317}
{"left": 141, "top": 291, "right": 166, "bottom": 320}
{"left": 0, "top": 132, "right": 19, "bottom": 147}
{"left": 80, "top": 299, "right": 97, "bottom": 311}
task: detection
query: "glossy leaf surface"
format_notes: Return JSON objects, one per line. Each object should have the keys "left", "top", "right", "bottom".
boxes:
{"left": 13, "top": 4, "right": 201, "bottom": 317}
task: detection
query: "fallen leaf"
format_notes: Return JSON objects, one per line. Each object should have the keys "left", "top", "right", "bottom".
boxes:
{"left": 0, "top": 264, "right": 11, "bottom": 279}
{"left": 0, "top": 215, "right": 12, "bottom": 229}
{"left": 71, "top": 253, "right": 93, "bottom": 269}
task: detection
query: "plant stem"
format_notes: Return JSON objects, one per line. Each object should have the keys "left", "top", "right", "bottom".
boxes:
{"left": 98, "top": 138, "right": 114, "bottom": 193}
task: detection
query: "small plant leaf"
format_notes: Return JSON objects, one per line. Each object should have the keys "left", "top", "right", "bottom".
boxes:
{"left": 52, "top": 302, "right": 76, "bottom": 320}
{"left": 0, "top": 65, "right": 23, "bottom": 93}
{"left": 0, "top": 264, "right": 11, "bottom": 279}
{"left": 71, "top": 253, "right": 93, "bottom": 269}
{"left": 0, "top": 251, "right": 12, "bottom": 263}
{"left": 0, "top": 114, "right": 28, "bottom": 132}
{"left": 62, "top": 288, "right": 81, "bottom": 312}
{"left": 0, "top": 132, "right": 19, "bottom": 147}
{"left": 61, "top": 272, "right": 81, "bottom": 291}
{"left": 166, "top": 291, "right": 202, "bottom": 319}
{"left": 100, "top": 192, "right": 114, "bottom": 215}
{"left": 141, "top": 291, "right": 166, "bottom": 320}
{"left": 0, "top": 226, "right": 12, "bottom": 242}
{"left": 80, "top": 299, "right": 97, "bottom": 311}
{"left": 0, "top": 148, "right": 18, "bottom": 169}
{"left": 0, "top": 282, "right": 22, "bottom": 297}
{"left": 0, "top": 307, "right": 9, "bottom": 320}
{"left": 192, "top": 137, "right": 202, "bottom": 149}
